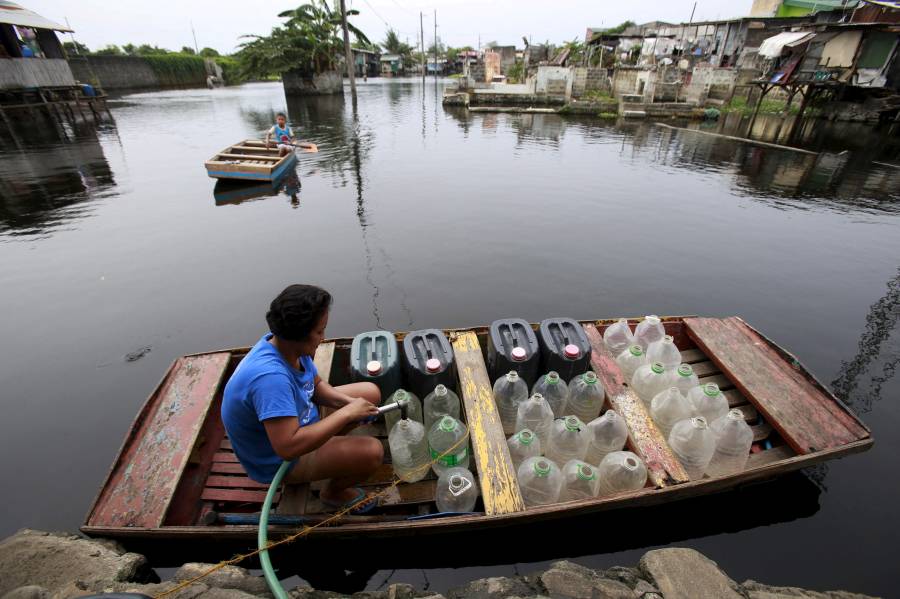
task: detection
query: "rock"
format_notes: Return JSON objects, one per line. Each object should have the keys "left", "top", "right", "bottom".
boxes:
{"left": 447, "top": 576, "right": 533, "bottom": 599}
{"left": 638, "top": 548, "right": 743, "bottom": 599}
{"left": 599, "top": 567, "right": 643, "bottom": 590}
{"left": 174, "top": 563, "right": 271, "bottom": 597}
{"left": 632, "top": 580, "right": 662, "bottom": 598}
{"left": 1, "top": 586, "right": 50, "bottom": 599}
{"left": 97, "top": 581, "right": 208, "bottom": 599}
{"left": 0, "top": 530, "right": 155, "bottom": 597}
{"left": 740, "top": 580, "right": 879, "bottom": 599}
{"left": 288, "top": 587, "right": 346, "bottom": 599}
{"left": 537, "top": 561, "right": 631, "bottom": 599}
{"left": 385, "top": 583, "right": 419, "bottom": 599}
{"left": 196, "top": 589, "right": 266, "bottom": 599}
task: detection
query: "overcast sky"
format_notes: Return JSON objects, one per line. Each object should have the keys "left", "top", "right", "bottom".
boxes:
{"left": 33, "top": 0, "right": 748, "bottom": 54}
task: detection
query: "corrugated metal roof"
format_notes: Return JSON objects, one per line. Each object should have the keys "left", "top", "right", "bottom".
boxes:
{"left": 0, "top": 1, "right": 72, "bottom": 32}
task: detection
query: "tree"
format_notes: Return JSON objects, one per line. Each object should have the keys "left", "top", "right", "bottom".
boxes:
{"left": 63, "top": 40, "right": 89, "bottom": 55}
{"left": 605, "top": 20, "right": 636, "bottom": 35}
{"left": 93, "top": 44, "right": 123, "bottom": 56}
{"left": 199, "top": 47, "right": 220, "bottom": 57}
{"left": 560, "top": 38, "right": 585, "bottom": 65}
{"left": 122, "top": 43, "right": 137, "bottom": 55}
{"left": 426, "top": 41, "right": 445, "bottom": 57}
{"left": 181, "top": 46, "right": 196, "bottom": 55}
{"left": 135, "top": 44, "right": 170, "bottom": 55}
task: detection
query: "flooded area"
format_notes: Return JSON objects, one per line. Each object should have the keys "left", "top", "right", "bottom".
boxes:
{"left": 1, "top": 80, "right": 898, "bottom": 596}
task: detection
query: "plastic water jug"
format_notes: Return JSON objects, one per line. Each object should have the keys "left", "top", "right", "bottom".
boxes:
{"left": 585, "top": 410, "right": 629, "bottom": 466}
{"left": 687, "top": 383, "right": 730, "bottom": 424}
{"left": 546, "top": 415, "right": 590, "bottom": 466}
{"left": 402, "top": 329, "right": 456, "bottom": 398}
{"left": 384, "top": 389, "right": 423, "bottom": 434}
{"left": 649, "top": 387, "right": 694, "bottom": 439}
{"left": 435, "top": 466, "right": 478, "bottom": 513}
{"left": 666, "top": 363, "right": 699, "bottom": 395}
{"left": 596, "top": 451, "right": 648, "bottom": 496}
{"left": 388, "top": 417, "right": 429, "bottom": 483}
{"left": 566, "top": 371, "right": 606, "bottom": 423}
{"left": 532, "top": 371, "right": 569, "bottom": 418}
{"left": 515, "top": 393, "right": 554, "bottom": 448}
{"left": 507, "top": 428, "right": 541, "bottom": 469}
{"left": 706, "top": 409, "right": 753, "bottom": 477}
{"left": 424, "top": 384, "right": 461, "bottom": 430}
{"left": 517, "top": 456, "right": 563, "bottom": 506}
{"left": 602, "top": 319, "right": 634, "bottom": 356}
{"left": 634, "top": 315, "right": 666, "bottom": 350}
{"left": 616, "top": 344, "right": 647, "bottom": 382}
{"left": 428, "top": 415, "right": 470, "bottom": 477}
{"left": 561, "top": 460, "right": 600, "bottom": 501}
{"left": 668, "top": 416, "right": 716, "bottom": 480}
{"left": 631, "top": 362, "right": 668, "bottom": 404}
{"left": 646, "top": 335, "right": 681, "bottom": 370}
{"left": 537, "top": 318, "right": 591, "bottom": 383}
{"left": 350, "top": 330, "right": 402, "bottom": 400}
{"left": 487, "top": 318, "right": 540, "bottom": 387}
{"left": 493, "top": 371, "right": 529, "bottom": 435}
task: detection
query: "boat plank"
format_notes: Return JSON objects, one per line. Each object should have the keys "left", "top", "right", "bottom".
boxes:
{"left": 450, "top": 331, "right": 526, "bottom": 515}
{"left": 210, "top": 462, "right": 245, "bottom": 474}
{"left": 583, "top": 324, "right": 689, "bottom": 486}
{"left": 313, "top": 342, "right": 335, "bottom": 381}
{"left": 684, "top": 317, "right": 868, "bottom": 454}
{"left": 213, "top": 452, "right": 240, "bottom": 463}
{"left": 679, "top": 349, "right": 706, "bottom": 364}
{"left": 87, "top": 352, "right": 231, "bottom": 528}
{"left": 691, "top": 360, "right": 719, "bottom": 377}
{"left": 201, "top": 488, "right": 279, "bottom": 503}
{"left": 216, "top": 153, "right": 281, "bottom": 162}
{"left": 205, "top": 476, "right": 268, "bottom": 489}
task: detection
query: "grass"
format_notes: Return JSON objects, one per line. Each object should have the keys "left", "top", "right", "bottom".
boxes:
{"left": 142, "top": 54, "right": 207, "bottom": 86}
{"left": 721, "top": 95, "right": 800, "bottom": 116}
{"left": 598, "top": 112, "right": 618, "bottom": 119}
{"left": 581, "top": 89, "right": 616, "bottom": 103}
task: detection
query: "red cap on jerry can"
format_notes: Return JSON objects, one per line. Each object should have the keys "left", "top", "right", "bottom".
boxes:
{"left": 366, "top": 360, "right": 382, "bottom": 376}
{"left": 426, "top": 358, "right": 441, "bottom": 373}
{"left": 511, "top": 347, "right": 527, "bottom": 361}
{"left": 564, "top": 344, "right": 580, "bottom": 359}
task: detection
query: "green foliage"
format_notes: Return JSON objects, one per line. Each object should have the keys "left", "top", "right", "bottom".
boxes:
{"left": 181, "top": 46, "right": 196, "bottom": 55}
{"left": 93, "top": 44, "right": 124, "bottom": 56}
{"left": 122, "top": 43, "right": 137, "bottom": 55}
{"left": 582, "top": 89, "right": 615, "bottom": 103}
{"left": 561, "top": 38, "right": 585, "bottom": 65}
{"left": 382, "top": 28, "right": 414, "bottom": 63}
{"left": 199, "top": 47, "right": 220, "bottom": 57}
{"left": 135, "top": 44, "right": 171, "bottom": 55}
{"left": 506, "top": 60, "right": 524, "bottom": 83}
{"left": 142, "top": 54, "right": 207, "bottom": 86}
{"left": 214, "top": 56, "right": 247, "bottom": 85}
{"left": 63, "top": 40, "right": 89, "bottom": 55}
{"left": 604, "top": 20, "right": 636, "bottom": 35}
{"left": 598, "top": 111, "right": 618, "bottom": 119}
{"left": 721, "top": 95, "right": 800, "bottom": 116}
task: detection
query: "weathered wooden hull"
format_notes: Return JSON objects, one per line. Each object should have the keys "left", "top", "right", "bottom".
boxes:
{"left": 82, "top": 316, "right": 872, "bottom": 558}
{"left": 204, "top": 140, "right": 297, "bottom": 182}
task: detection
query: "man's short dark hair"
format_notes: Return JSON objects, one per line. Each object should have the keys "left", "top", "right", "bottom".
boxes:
{"left": 276, "top": 112, "right": 286, "bottom": 119}
{"left": 266, "top": 284, "right": 332, "bottom": 341}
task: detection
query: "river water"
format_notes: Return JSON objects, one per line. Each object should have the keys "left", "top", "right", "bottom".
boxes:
{"left": 0, "top": 80, "right": 898, "bottom": 596}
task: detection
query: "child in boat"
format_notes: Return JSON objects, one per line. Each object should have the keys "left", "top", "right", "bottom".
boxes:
{"left": 266, "top": 113, "right": 295, "bottom": 156}
{"left": 221, "top": 284, "right": 383, "bottom": 514}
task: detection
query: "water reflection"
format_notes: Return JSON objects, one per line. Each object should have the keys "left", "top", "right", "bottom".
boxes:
{"left": 212, "top": 172, "right": 302, "bottom": 207}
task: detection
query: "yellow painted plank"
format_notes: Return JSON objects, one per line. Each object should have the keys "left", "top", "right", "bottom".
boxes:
{"left": 450, "top": 331, "right": 525, "bottom": 515}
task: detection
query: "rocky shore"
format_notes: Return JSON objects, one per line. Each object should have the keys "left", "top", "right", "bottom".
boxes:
{"left": 0, "top": 530, "right": 879, "bottom": 599}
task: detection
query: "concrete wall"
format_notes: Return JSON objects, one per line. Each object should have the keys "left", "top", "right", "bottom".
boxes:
{"left": 750, "top": 0, "right": 781, "bottom": 17}
{"left": 0, "top": 58, "right": 75, "bottom": 90}
{"left": 685, "top": 65, "right": 739, "bottom": 102}
{"left": 612, "top": 67, "right": 647, "bottom": 97}
{"left": 535, "top": 66, "right": 573, "bottom": 97}
{"left": 282, "top": 70, "right": 342, "bottom": 95}
{"left": 572, "top": 67, "right": 611, "bottom": 97}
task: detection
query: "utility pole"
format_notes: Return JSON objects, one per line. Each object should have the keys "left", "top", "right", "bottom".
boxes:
{"left": 420, "top": 11, "right": 425, "bottom": 81}
{"left": 339, "top": 0, "right": 356, "bottom": 97}
{"left": 190, "top": 20, "right": 199, "bottom": 54}
{"left": 433, "top": 10, "right": 438, "bottom": 78}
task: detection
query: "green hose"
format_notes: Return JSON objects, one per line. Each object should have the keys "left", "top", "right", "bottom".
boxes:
{"left": 259, "top": 460, "right": 292, "bottom": 599}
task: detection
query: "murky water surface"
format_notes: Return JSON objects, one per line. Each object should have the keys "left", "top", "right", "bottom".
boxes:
{"left": 1, "top": 80, "right": 898, "bottom": 596}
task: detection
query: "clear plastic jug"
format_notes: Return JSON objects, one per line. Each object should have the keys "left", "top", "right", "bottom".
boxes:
{"left": 596, "top": 451, "right": 648, "bottom": 496}
{"left": 585, "top": 410, "right": 629, "bottom": 466}
{"left": 427, "top": 415, "right": 470, "bottom": 477}
{"left": 706, "top": 409, "right": 753, "bottom": 477}
{"left": 507, "top": 428, "right": 541, "bottom": 470}
{"left": 687, "top": 383, "right": 730, "bottom": 425}
{"left": 646, "top": 335, "right": 681, "bottom": 370}
{"left": 561, "top": 459, "right": 600, "bottom": 501}
{"left": 668, "top": 416, "right": 716, "bottom": 480}
{"left": 616, "top": 344, "right": 647, "bottom": 383}
{"left": 666, "top": 363, "right": 699, "bottom": 395}
{"left": 649, "top": 387, "right": 693, "bottom": 439}
{"left": 634, "top": 315, "right": 665, "bottom": 350}
{"left": 388, "top": 418, "right": 430, "bottom": 483}
{"left": 517, "top": 456, "right": 563, "bottom": 506}
{"left": 532, "top": 371, "right": 569, "bottom": 419}
{"left": 424, "top": 384, "right": 461, "bottom": 430}
{"left": 567, "top": 371, "right": 606, "bottom": 423}
{"left": 435, "top": 466, "right": 478, "bottom": 512}
{"left": 603, "top": 319, "right": 634, "bottom": 356}
{"left": 631, "top": 362, "right": 668, "bottom": 404}
{"left": 493, "top": 371, "right": 529, "bottom": 435}
{"left": 546, "top": 415, "right": 590, "bottom": 466}
{"left": 515, "top": 393, "right": 554, "bottom": 448}
{"left": 384, "top": 389, "right": 422, "bottom": 434}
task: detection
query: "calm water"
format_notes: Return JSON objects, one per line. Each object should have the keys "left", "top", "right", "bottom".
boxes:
{"left": 1, "top": 80, "right": 899, "bottom": 596}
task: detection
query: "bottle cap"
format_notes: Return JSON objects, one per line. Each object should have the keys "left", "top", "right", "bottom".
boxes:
{"left": 439, "top": 416, "right": 456, "bottom": 432}
{"left": 517, "top": 429, "right": 535, "bottom": 445}
{"left": 546, "top": 371, "right": 560, "bottom": 384}
{"left": 727, "top": 408, "right": 743, "bottom": 421}
{"left": 393, "top": 389, "right": 408, "bottom": 402}
{"left": 583, "top": 371, "right": 598, "bottom": 384}
{"left": 426, "top": 358, "right": 441, "bottom": 373}
{"left": 366, "top": 360, "right": 382, "bottom": 375}
{"left": 650, "top": 362, "right": 665, "bottom": 375}
{"left": 703, "top": 383, "right": 721, "bottom": 397}
{"left": 511, "top": 347, "right": 527, "bottom": 361}
{"left": 533, "top": 459, "right": 551, "bottom": 477}
{"left": 435, "top": 384, "right": 447, "bottom": 396}
{"left": 564, "top": 416, "right": 582, "bottom": 432}
{"left": 677, "top": 364, "right": 693, "bottom": 377}
{"left": 564, "top": 344, "right": 580, "bottom": 359}
{"left": 576, "top": 463, "right": 596, "bottom": 481}
{"left": 629, "top": 345, "right": 644, "bottom": 357}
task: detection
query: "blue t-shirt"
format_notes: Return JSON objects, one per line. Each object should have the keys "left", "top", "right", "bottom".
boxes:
{"left": 222, "top": 333, "right": 319, "bottom": 482}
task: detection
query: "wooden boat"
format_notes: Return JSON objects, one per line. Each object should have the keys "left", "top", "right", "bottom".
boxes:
{"left": 81, "top": 316, "right": 872, "bottom": 557}
{"left": 204, "top": 140, "right": 297, "bottom": 182}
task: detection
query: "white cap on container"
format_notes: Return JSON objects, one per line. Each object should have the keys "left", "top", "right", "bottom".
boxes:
{"left": 511, "top": 347, "right": 527, "bottom": 361}
{"left": 564, "top": 344, "right": 580, "bottom": 359}
{"left": 366, "top": 360, "right": 382, "bottom": 376}
{"left": 426, "top": 358, "right": 441, "bottom": 373}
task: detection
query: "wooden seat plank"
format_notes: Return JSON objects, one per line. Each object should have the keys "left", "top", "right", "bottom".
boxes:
{"left": 583, "top": 324, "right": 689, "bottom": 487}
{"left": 450, "top": 331, "right": 525, "bottom": 515}
{"left": 201, "top": 488, "right": 279, "bottom": 503}
{"left": 684, "top": 317, "right": 869, "bottom": 454}
{"left": 679, "top": 349, "right": 706, "bottom": 364}
{"left": 217, "top": 153, "right": 281, "bottom": 161}
{"left": 210, "top": 462, "right": 246, "bottom": 474}
{"left": 87, "top": 352, "right": 231, "bottom": 528}
{"left": 690, "top": 361, "right": 719, "bottom": 377}
{"left": 746, "top": 444, "right": 794, "bottom": 469}
{"left": 205, "top": 476, "right": 268, "bottom": 489}
{"left": 212, "top": 451, "right": 239, "bottom": 463}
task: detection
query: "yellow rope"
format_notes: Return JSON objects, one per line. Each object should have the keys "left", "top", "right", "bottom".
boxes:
{"left": 153, "top": 432, "right": 469, "bottom": 599}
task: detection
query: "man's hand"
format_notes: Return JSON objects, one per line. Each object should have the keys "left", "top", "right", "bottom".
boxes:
{"left": 340, "top": 397, "right": 379, "bottom": 423}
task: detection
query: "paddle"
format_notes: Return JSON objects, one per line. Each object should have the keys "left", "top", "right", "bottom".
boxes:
{"left": 264, "top": 139, "right": 318, "bottom": 153}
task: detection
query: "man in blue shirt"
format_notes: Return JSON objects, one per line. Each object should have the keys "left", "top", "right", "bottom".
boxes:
{"left": 222, "top": 285, "right": 382, "bottom": 512}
